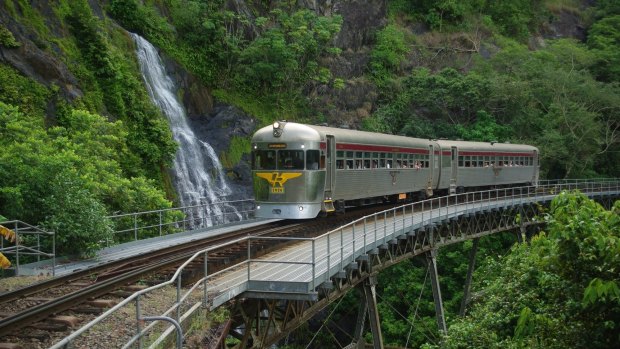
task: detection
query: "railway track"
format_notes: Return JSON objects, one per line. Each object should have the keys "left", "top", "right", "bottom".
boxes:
{"left": 0, "top": 206, "right": 388, "bottom": 348}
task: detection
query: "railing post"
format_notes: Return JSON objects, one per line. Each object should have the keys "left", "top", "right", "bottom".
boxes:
{"left": 52, "top": 232, "right": 56, "bottom": 277}
{"left": 247, "top": 237, "right": 251, "bottom": 284}
{"left": 312, "top": 239, "right": 316, "bottom": 290}
{"left": 327, "top": 234, "right": 331, "bottom": 283}
{"left": 15, "top": 222, "right": 19, "bottom": 276}
{"left": 136, "top": 295, "right": 143, "bottom": 349}
{"left": 383, "top": 211, "right": 387, "bottom": 245}
{"left": 159, "top": 211, "right": 163, "bottom": 237}
{"left": 363, "top": 217, "right": 367, "bottom": 254}
{"left": 177, "top": 273, "right": 182, "bottom": 322}
{"left": 203, "top": 251, "right": 208, "bottom": 308}
{"left": 374, "top": 214, "right": 377, "bottom": 250}
{"left": 352, "top": 224, "right": 356, "bottom": 258}
{"left": 340, "top": 228, "right": 344, "bottom": 272}
{"left": 134, "top": 214, "right": 138, "bottom": 242}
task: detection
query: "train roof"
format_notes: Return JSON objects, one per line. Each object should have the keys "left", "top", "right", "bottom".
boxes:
{"left": 436, "top": 139, "right": 538, "bottom": 153}
{"left": 253, "top": 122, "right": 431, "bottom": 148}
{"left": 253, "top": 122, "right": 538, "bottom": 153}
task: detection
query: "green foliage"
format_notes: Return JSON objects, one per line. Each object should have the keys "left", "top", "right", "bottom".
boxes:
{"left": 365, "top": 67, "right": 494, "bottom": 139}
{"left": 65, "top": 0, "right": 176, "bottom": 175}
{"left": 484, "top": 1, "right": 546, "bottom": 40}
{"left": 375, "top": 234, "right": 517, "bottom": 348}
{"left": 455, "top": 110, "right": 511, "bottom": 142}
{"left": 0, "top": 25, "right": 20, "bottom": 48}
{"left": 0, "top": 64, "right": 50, "bottom": 118}
{"left": 367, "top": 38, "right": 620, "bottom": 178}
{"left": 437, "top": 192, "right": 620, "bottom": 348}
{"left": 0, "top": 102, "right": 174, "bottom": 255}
{"left": 42, "top": 171, "right": 113, "bottom": 257}
{"left": 587, "top": 15, "right": 620, "bottom": 82}
{"left": 220, "top": 136, "right": 251, "bottom": 168}
{"left": 370, "top": 24, "right": 409, "bottom": 86}
{"left": 234, "top": 10, "right": 342, "bottom": 101}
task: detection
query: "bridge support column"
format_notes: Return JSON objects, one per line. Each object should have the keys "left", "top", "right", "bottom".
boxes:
{"left": 363, "top": 275, "right": 384, "bottom": 349}
{"left": 426, "top": 249, "right": 447, "bottom": 333}
{"left": 459, "top": 238, "right": 479, "bottom": 316}
{"left": 347, "top": 290, "right": 368, "bottom": 349}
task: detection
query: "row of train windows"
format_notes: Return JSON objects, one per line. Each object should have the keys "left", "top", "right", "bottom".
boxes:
{"left": 335, "top": 151, "right": 430, "bottom": 170}
{"left": 458, "top": 155, "right": 534, "bottom": 167}
{"left": 252, "top": 150, "right": 322, "bottom": 170}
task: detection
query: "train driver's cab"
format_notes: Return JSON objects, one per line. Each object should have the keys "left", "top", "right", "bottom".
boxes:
{"left": 251, "top": 142, "right": 326, "bottom": 219}
{"left": 252, "top": 148, "right": 322, "bottom": 171}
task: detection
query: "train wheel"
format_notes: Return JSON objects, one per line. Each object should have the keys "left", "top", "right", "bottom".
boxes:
{"left": 335, "top": 200, "right": 346, "bottom": 214}
{"left": 419, "top": 189, "right": 427, "bottom": 201}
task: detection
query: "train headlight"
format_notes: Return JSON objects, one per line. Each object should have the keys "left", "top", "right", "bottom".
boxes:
{"left": 298, "top": 206, "right": 304, "bottom": 211}
{"left": 272, "top": 121, "right": 285, "bottom": 137}
{"left": 256, "top": 205, "right": 261, "bottom": 210}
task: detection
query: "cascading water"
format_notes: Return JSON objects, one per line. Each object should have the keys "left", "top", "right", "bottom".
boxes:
{"left": 132, "top": 33, "right": 241, "bottom": 226}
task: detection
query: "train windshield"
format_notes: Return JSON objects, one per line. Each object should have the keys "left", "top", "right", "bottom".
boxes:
{"left": 253, "top": 150, "right": 305, "bottom": 170}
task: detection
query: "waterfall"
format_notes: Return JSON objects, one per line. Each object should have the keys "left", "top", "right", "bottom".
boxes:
{"left": 132, "top": 33, "right": 240, "bottom": 227}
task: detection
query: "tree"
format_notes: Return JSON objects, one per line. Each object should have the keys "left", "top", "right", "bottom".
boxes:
{"left": 428, "top": 192, "right": 620, "bottom": 348}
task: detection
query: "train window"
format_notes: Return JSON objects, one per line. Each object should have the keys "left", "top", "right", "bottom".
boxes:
{"left": 364, "top": 152, "right": 371, "bottom": 159}
{"left": 372, "top": 152, "right": 379, "bottom": 158}
{"left": 347, "top": 151, "right": 354, "bottom": 158}
{"left": 278, "top": 150, "right": 304, "bottom": 170}
{"left": 364, "top": 159, "right": 371, "bottom": 169}
{"left": 346, "top": 159, "right": 354, "bottom": 169}
{"left": 306, "top": 150, "right": 320, "bottom": 170}
{"left": 379, "top": 153, "right": 386, "bottom": 159}
{"left": 386, "top": 159, "right": 393, "bottom": 168}
{"left": 355, "top": 151, "right": 363, "bottom": 159}
{"left": 337, "top": 151, "right": 344, "bottom": 158}
{"left": 336, "top": 159, "right": 344, "bottom": 169}
{"left": 379, "top": 159, "right": 385, "bottom": 168}
{"left": 253, "top": 150, "right": 277, "bottom": 170}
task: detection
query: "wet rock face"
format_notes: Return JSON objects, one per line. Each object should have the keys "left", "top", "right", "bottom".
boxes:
{"left": 0, "top": 2, "right": 83, "bottom": 104}
{"left": 333, "top": 0, "right": 387, "bottom": 51}
{"left": 163, "top": 56, "right": 215, "bottom": 120}
{"left": 188, "top": 104, "right": 257, "bottom": 199}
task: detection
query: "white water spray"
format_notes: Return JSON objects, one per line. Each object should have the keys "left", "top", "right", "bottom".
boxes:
{"left": 132, "top": 33, "right": 240, "bottom": 226}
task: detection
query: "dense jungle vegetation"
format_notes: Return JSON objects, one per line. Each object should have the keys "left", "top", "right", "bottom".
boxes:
{"left": 0, "top": 0, "right": 619, "bottom": 347}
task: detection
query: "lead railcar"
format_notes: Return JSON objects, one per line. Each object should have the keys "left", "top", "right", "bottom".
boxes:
{"left": 251, "top": 121, "right": 539, "bottom": 219}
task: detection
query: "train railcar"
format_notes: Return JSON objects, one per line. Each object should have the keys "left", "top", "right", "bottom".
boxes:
{"left": 251, "top": 121, "right": 539, "bottom": 219}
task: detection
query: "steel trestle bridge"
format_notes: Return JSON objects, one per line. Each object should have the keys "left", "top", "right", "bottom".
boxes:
{"left": 50, "top": 179, "right": 620, "bottom": 349}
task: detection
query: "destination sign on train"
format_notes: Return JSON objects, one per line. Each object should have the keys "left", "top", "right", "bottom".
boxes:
{"left": 268, "top": 143, "right": 287, "bottom": 149}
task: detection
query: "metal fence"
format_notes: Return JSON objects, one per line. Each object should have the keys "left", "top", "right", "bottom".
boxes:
{"left": 49, "top": 179, "right": 620, "bottom": 348}
{"left": 106, "top": 199, "right": 257, "bottom": 245}
{"left": 0, "top": 220, "right": 55, "bottom": 276}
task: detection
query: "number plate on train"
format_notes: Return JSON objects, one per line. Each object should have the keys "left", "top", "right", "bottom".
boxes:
{"left": 271, "top": 187, "right": 285, "bottom": 194}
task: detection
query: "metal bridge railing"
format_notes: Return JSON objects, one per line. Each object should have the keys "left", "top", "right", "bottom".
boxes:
{"left": 106, "top": 199, "right": 257, "bottom": 245}
{"left": 0, "top": 220, "right": 55, "bottom": 276}
{"left": 50, "top": 179, "right": 620, "bottom": 349}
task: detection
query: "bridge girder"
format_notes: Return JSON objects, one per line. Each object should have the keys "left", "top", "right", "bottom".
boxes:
{"left": 226, "top": 192, "right": 618, "bottom": 349}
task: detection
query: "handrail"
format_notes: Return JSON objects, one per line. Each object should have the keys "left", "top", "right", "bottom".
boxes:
{"left": 49, "top": 179, "right": 620, "bottom": 348}
{"left": 105, "top": 198, "right": 256, "bottom": 245}
{"left": 0, "top": 220, "right": 55, "bottom": 276}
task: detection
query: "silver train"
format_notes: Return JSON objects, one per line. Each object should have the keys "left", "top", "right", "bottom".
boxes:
{"left": 252, "top": 121, "right": 539, "bottom": 219}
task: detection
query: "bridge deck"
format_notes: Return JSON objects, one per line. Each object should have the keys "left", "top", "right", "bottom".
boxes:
{"left": 207, "top": 189, "right": 618, "bottom": 308}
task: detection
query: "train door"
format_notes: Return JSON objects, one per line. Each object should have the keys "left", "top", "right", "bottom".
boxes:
{"left": 427, "top": 144, "right": 434, "bottom": 197}
{"left": 324, "top": 135, "right": 336, "bottom": 212}
{"left": 326, "top": 135, "right": 335, "bottom": 192}
{"left": 532, "top": 150, "right": 539, "bottom": 184}
{"left": 450, "top": 146, "right": 458, "bottom": 194}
